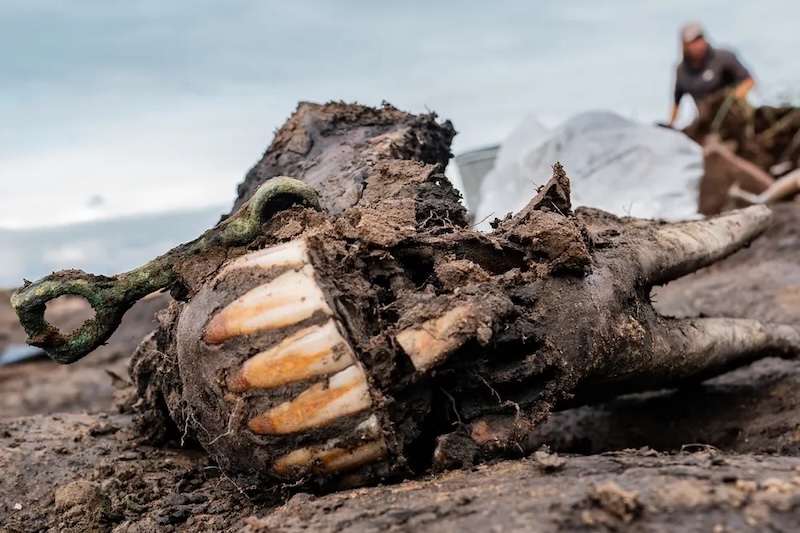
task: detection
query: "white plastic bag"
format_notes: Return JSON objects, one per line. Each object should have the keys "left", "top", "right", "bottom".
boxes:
{"left": 474, "top": 111, "right": 704, "bottom": 231}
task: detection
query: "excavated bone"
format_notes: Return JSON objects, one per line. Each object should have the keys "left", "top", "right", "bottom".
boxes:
{"left": 13, "top": 103, "right": 800, "bottom": 492}
{"left": 142, "top": 166, "right": 800, "bottom": 487}
{"left": 127, "top": 167, "right": 800, "bottom": 488}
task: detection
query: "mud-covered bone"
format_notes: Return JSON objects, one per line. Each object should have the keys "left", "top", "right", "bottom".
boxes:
{"left": 134, "top": 144, "right": 799, "bottom": 491}
{"left": 16, "top": 102, "right": 800, "bottom": 492}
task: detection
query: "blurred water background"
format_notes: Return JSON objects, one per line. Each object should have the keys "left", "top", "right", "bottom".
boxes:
{"left": 2, "top": 1, "right": 799, "bottom": 285}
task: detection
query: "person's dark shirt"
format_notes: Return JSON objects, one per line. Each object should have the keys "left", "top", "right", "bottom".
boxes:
{"left": 674, "top": 46, "right": 751, "bottom": 105}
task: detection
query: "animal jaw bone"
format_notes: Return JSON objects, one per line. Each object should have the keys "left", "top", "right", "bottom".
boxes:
{"left": 14, "top": 100, "right": 800, "bottom": 490}
{"left": 135, "top": 166, "right": 799, "bottom": 486}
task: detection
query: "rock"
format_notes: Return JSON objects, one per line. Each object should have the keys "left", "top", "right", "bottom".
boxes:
{"left": 54, "top": 480, "right": 101, "bottom": 511}
{"left": 588, "top": 481, "right": 642, "bottom": 523}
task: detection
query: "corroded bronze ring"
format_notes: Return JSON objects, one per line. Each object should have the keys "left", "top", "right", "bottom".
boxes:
{"left": 11, "top": 176, "right": 321, "bottom": 364}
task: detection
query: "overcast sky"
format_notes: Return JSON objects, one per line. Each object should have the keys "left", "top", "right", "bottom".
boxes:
{"left": 2, "top": 0, "right": 799, "bottom": 228}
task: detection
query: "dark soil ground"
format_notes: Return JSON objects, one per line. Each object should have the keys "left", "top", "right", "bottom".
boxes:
{"left": 3, "top": 102, "right": 800, "bottom": 532}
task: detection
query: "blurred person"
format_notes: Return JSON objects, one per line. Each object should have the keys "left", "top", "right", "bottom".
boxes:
{"left": 666, "top": 22, "right": 755, "bottom": 128}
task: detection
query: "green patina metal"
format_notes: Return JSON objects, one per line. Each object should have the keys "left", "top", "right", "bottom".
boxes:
{"left": 10, "top": 176, "right": 320, "bottom": 364}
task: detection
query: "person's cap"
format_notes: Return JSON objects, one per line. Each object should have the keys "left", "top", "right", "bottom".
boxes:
{"left": 680, "top": 22, "right": 705, "bottom": 43}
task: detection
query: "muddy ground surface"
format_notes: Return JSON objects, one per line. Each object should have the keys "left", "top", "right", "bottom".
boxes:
{"left": 686, "top": 91, "right": 800, "bottom": 215}
{"left": 0, "top": 291, "right": 171, "bottom": 418}
{"left": 5, "top": 412, "right": 800, "bottom": 532}
{"left": 3, "top": 102, "right": 800, "bottom": 532}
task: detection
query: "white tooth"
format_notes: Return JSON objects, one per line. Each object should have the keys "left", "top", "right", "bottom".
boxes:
{"left": 216, "top": 239, "right": 309, "bottom": 279}
{"left": 248, "top": 365, "right": 372, "bottom": 435}
{"left": 395, "top": 305, "right": 475, "bottom": 372}
{"left": 204, "top": 265, "right": 332, "bottom": 344}
{"left": 228, "top": 320, "right": 355, "bottom": 392}
{"left": 273, "top": 438, "right": 388, "bottom": 476}
{"left": 321, "top": 439, "right": 387, "bottom": 473}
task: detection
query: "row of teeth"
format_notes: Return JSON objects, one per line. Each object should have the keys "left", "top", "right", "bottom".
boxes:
{"left": 203, "top": 239, "right": 482, "bottom": 477}
{"left": 202, "top": 239, "right": 387, "bottom": 477}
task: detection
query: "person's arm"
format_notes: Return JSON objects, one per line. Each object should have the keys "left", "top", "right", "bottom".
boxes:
{"left": 734, "top": 76, "right": 755, "bottom": 100}
{"left": 723, "top": 50, "right": 755, "bottom": 100}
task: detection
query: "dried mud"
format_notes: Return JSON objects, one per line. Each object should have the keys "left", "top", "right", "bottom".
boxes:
{"left": 2, "top": 102, "right": 800, "bottom": 532}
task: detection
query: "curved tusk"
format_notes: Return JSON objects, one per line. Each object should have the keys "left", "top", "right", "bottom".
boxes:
{"left": 637, "top": 205, "right": 771, "bottom": 287}
{"left": 645, "top": 318, "right": 800, "bottom": 391}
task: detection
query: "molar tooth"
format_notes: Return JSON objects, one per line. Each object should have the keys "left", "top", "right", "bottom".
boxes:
{"left": 248, "top": 365, "right": 372, "bottom": 435}
{"left": 273, "top": 438, "right": 388, "bottom": 476}
{"left": 395, "top": 305, "right": 475, "bottom": 372}
{"left": 228, "top": 320, "right": 356, "bottom": 392}
{"left": 204, "top": 265, "right": 332, "bottom": 344}
{"left": 216, "top": 239, "right": 309, "bottom": 279}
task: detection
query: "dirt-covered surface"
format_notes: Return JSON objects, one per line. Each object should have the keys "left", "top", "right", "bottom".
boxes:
{"left": 3, "top": 102, "right": 800, "bottom": 532}
{"left": 684, "top": 91, "right": 800, "bottom": 175}
{"left": 5, "top": 412, "right": 800, "bottom": 532}
{"left": 685, "top": 91, "right": 800, "bottom": 215}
